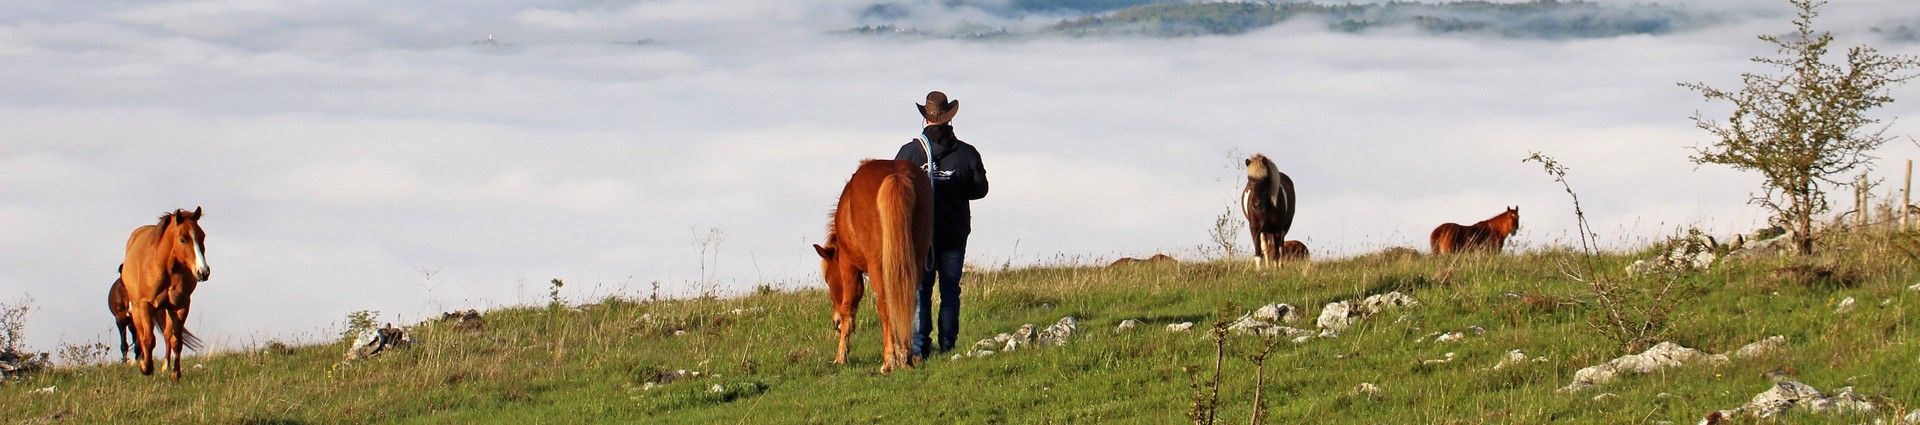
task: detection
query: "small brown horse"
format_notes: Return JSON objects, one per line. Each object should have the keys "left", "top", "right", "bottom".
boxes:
{"left": 107, "top": 274, "right": 139, "bottom": 364}
{"left": 1243, "top": 154, "right": 1297, "bottom": 268}
{"left": 120, "top": 207, "right": 211, "bottom": 381}
{"left": 813, "top": 160, "right": 932, "bottom": 373}
{"left": 1430, "top": 207, "right": 1520, "bottom": 255}
{"left": 1279, "top": 240, "right": 1310, "bottom": 261}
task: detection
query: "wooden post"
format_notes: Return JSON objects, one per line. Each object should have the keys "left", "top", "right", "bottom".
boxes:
{"left": 1857, "top": 174, "right": 1867, "bottom": 227}
{"left": 1906, "top": 160, "right": 1913, "bottom": 231}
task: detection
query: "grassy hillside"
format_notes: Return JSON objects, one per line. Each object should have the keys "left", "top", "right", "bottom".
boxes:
{"left": 3, "top": 232, "right": 1919, "bottom": 423}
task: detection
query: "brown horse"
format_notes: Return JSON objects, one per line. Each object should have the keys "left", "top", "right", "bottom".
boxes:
{"left": 812, "top": 160, "right": 932, "bottom": 373}
{"left": 120, "top": 207, "right": 211, "bottom": 381}
{"left": 1430, "top": 207, "right": 1520, "bottom": 255}
{"left": 1279, "top": 240, "right": 1310, "bottom": 261}
{"left": 1243, "top": 154, "right": 1297, "bottom": 268}
{"left": 107, "top": 274, "right": 139, "bottom": 364}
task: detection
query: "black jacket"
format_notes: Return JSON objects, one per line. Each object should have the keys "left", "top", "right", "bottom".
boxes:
{"left": 895, "top": 124, "right": 988, "bottom": 247}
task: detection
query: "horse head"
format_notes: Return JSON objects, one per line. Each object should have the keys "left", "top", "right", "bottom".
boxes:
{"left": 160, "top": 207, "right": 210, "bottom": 281}
{"left": 1501, "top": 206, "right": 1521, "bottom": 235}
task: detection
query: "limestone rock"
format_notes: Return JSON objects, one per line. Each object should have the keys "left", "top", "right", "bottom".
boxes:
{"left": 1037, "top": 317, "right": 1077, "bottom": 347}
{"left": 1728, "top": 335, "right": 1786, "bottom": 359}
{"left": 1422, "top": 352, "right": 1456, "bottom": 365}
{"left": 1167, "top": 322, "right": 1194, "bottom": 332}
{"left": 1316, "top": 292, "right": 1419, "bottom": 336}
{"left": 1253, "top": 303, "right": 1300, "bottom": 324}
{"left": 1562, "top": 342, "right": 1724, "bottom": 392}
{"left": 1115, "top": 319, "right": 1141, "bottom": 333}
{"left": 1493, "top": 349, "right": 1530, "bottom": 370}
{"left": 1434, "top": 332, "right": 1466, "bottom": 343}
{"left": 1316, "top": 301, "right": 1358, "bottom": 334}
{"left": 1836, "top": 297, "right": 1858, "bottom": 314}
{"left": 344, "top": 324, "right": 413, "bottom": 361}
{"left": 1702, "top": 380, "right": 1876, "bottom": 422}
{"left": 1352, "top": 382, "right": 1384, "bottom": 398}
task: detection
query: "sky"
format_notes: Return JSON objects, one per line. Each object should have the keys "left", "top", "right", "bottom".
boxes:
{"left": 2, "top": 0, "right": 1918, "bottom": 358}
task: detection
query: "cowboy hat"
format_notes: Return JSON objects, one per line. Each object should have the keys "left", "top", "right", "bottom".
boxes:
{"left": 916, "top": 91, "right": 959, "bottom": 124}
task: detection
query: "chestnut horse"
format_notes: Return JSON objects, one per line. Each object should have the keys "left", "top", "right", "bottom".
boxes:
{"left": 812, "top": 160, "right": 932, "bottom": 372}
{"left": 1430, "top": 207, "right": 1520, "bottom": 255}
{"left": 120, "top": 207, "right": 211, "bottom": 381}
{"left": 1279, "top": 240, "right": 1310, "bottom": 261}
{"left": 107, "top": 274, "right": 139, "bottom": 364}
{"left": 1243, "top": 154, "right": 1297, "bottom": 268}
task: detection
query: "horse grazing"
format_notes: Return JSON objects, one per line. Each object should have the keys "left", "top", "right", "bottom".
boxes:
{"left": 812, "top": 160, "right": 932, "bottom": 373}
{"left": 107, "top": 275, "right": 140, "bottom": 364}
{"left": 1279, "top": 240, "right": 1310, "bottom": 262}
{"left": 1430, "top": 207, "right": 1520, "bottom": 255}
{"left": 1242, "top": 154, "right": 1297, "bottom": 268}
{"left": 119, "top": 207, "right": 211, "bottom": 381}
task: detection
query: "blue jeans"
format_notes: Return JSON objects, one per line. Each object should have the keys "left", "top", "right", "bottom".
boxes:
{"left": 912, "top": 244, "right": 965, "bottom": 358}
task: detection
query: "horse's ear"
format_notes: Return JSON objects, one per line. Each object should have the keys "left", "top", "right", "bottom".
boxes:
{"left": 812, "top": 244, "right": 833, "bottom": 259}
{"left": 191, "top": 206, "right": 203, "bottom": 220}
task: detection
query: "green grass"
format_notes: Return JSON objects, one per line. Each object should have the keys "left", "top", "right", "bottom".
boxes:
{"left": 4, "top": 234, "right": 1919, "bottom": 424}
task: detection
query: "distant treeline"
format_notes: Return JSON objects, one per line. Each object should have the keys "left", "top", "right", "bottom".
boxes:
{"left": 845, "top": 0, "right": 1707, "bottom": 40}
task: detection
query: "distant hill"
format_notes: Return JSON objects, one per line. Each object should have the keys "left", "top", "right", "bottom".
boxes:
{"left": 845, "top": 0, "right": 1707, "bottom": 40}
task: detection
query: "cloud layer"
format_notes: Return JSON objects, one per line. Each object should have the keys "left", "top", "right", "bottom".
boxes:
{"left": 2, "top": 0, "right": 1917, "bottom": 356}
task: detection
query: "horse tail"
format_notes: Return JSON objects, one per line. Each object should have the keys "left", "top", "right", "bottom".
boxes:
{"left": 874, "top": 170, "right": 928, "bottom": 366}
{"left": 1274, "top": 171, "right": 1296, "bottom": 235}
{"left": 1430, "top": 224, "right": 1453, "bottom": 254}
{"left": 179, "top": 327, "right": 204, "bottom": 352}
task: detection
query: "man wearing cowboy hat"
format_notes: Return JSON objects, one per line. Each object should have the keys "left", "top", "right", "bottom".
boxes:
{"left": 895, "top": 90, "right": 989, "bottom": 359}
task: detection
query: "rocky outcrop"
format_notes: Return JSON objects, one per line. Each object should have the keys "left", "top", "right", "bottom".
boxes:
{"left": 957, "top": 317, "right": 1076, "bottom": 359}
{"left": 1316, "top": 292, "right": 1419, "bottom": 337}
{"left": 1699, "top": 380, "right": 1876, "bottom": 423}
{"left": 1562, "top": 336, "right": 1787, "bottom": 392}
{"left": 1562, "top": 342, "right": 1719, "bottom": 393}
{"left": 0, "top": 349, "right": 49, "bottom": 381}
{"left": 1628, "top": 232, "right": 1721, "bottom": 277}
{"left": 343, "top": 324, "right": 413, "bottom": 361}
{"left": 1227, "top": 304, "right": 1310, "bottom": 338}
{"left": 1036, "top": 317, "right": 1077, "bottom": 347}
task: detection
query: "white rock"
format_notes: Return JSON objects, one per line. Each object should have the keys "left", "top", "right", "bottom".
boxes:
{"left": 1561, "top": 342, "right": 1726, "bottom": 392}
{"left": 708, "top": 384, "right": 725, "bottom": 394}
{"left": 1422, "top": 352, "right": 1456, "bottom": 365}
{"left": 1252, "top": 304, "right": 1300, "bottom": 324}
{"left": 1909, "top": 283, "right": 1920, "bottom": 292}
{"left": 1904, "top": 409, "right": 1920, "bottom": 424}
{"left": 1316, "top": 301, "right": 1357, "bottom": 334}
{"left": 1435, "top": 332, "right": 1466, "bottom": 343}
{"left": 1291, "top": 335, "right": 1313, "bottom": 344}
{"left": 1493, "top": 350, "right": 1529, "bottom": 370}
{"left": 1167, "top": 322, "right": 1194, "bottom": 332}
{"left": 1728, "top": 335, "right": 1786, "bottom": 359}
{"left": 1837, "top": 297, "right": 1858, "bottom": 314}
{"left": 1593, "top": 393, "right": 1619, "bottom": 402}
{"left": 1352, "top": 382, "right": 1384, "bottom": 398}
{"left": 1317, "top": 292, "right": 1420, "bottom": 337}
{"left": 1115, "top": 319, "right": 1141, "bottom": 333}
{"left": 1704, "top": 380, "right": 1877, "bottom": 421}
{"left": 1037, "top": 317, "right": 1077, "bottom": 347}
{"left": 29, "top": 386, "right": 54, "bottom": 394}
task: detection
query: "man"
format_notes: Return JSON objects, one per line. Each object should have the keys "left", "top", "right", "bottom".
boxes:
{"left": 895, "top": 90, "right": 989, "bottom": 359}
